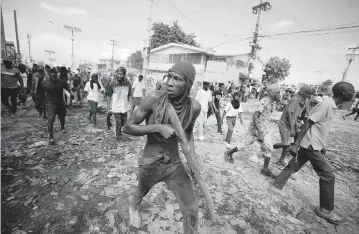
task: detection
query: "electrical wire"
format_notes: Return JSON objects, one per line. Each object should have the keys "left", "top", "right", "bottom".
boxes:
{"left": 262, "top": 24, "right": 359, "bottom": 38}
{"left": 188, "top": 0, "right": 235, "bottom": 16}
{"left": 160, "top": 0, "right": 201, "bottom": 29}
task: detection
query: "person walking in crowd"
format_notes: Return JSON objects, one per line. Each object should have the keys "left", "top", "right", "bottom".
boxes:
{"left": 18, "top": 63, "right": 31, "bottom": 109}
{"left": 124, "top": 61, "right": 201, "bottom": 233}
{"left": 82, "top": 73, "right": 104, "bottom": 127}
{"left": 107, "top": 67, "right": 131, "bottom": 142}
{"left": 274, "top": 86, "right": 313, "bottom": 166}
{"left": 209, "top": 82, "right": 215, "bottom": 92}
{"left": 342, "top": 93, "right": 359, "bottom": 121}
{"left": 209, "top": 82, "right": 225, "bottom": 134}
{"left": 71, "top": 69, "right": 82, "bottom": 103}
{"left": 42, "top": 68, "right": 71, "bottom": 145}
{"left": 222, "top": 92, "right": 244, "bottom": 148}
{"left": 1, "top": 59, "right": 24, "bottom": 117}
{"left": 195, "top": 81, "right": 213, "bottom": 141}
{"left": 224, "top": 84, "right": 281, "bottom": 178}
{"left": 131, "top": 75, "right": 146, "bottom": 112}
{"left": 31, "top": 65, "right": 47, "bottom": 118}
{"left": 58, "top": 66, "right": 69, "bottom": 83}
{"left": 272, "top": 82, "right": 355, "bottom": 224}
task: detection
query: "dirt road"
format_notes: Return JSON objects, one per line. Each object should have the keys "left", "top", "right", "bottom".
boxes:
{"left": 2, "top": 99, "right": 358, "bottom": 234}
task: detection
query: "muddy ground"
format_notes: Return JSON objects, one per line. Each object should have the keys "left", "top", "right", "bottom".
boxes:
{"left": 1, "top": 99, "right": 359, "bottom": 234}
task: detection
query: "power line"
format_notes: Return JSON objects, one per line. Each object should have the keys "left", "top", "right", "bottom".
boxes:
{"left": 188, "top": 0, "right": 235, "bottom": 16}
{"left": 160, "top": 0, "right": 200, "bottom": 29}
{"left": 261, "top": 24, "right": 359, "bottom": 38}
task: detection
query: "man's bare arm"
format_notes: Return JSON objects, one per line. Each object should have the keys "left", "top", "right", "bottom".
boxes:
{"left": 123, "top": 91, "right": 174, "bottom": 137}
{"left": 186, "top": 99, "right": 201, "bottom": 168}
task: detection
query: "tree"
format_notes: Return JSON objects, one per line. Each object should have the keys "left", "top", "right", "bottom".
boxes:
{"left": 317, "top": 79, "right": 333, "bottom": 94}
{"left": 129, "top": 50, "right": 143, "bottom": 70}
{"left": 263, "top": 57, "right": 291, "bottom": 84}
{"left": 150, "top": 21, "right": 200, "bottom": 49}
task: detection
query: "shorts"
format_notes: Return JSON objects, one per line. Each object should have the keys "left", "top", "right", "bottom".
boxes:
{"left": 132, "top": 97, "right": 142, "bottom": 106}
{"left": 278, "top": 120, "right": 294, "bottom": 146}
{"left": 48, "top": 104, "right": 66, "bottom": 123}
{"left": 243, "top": 123, "right": 273, "bottom": 158}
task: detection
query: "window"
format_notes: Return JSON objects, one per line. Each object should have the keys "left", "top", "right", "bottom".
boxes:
{"left": 150, "top": 54, "right": 169, "bottom": 63}
{"left": 169, "top": 53, "right": 202, "bottom": 64}
{"left": 151, "top": 53, "right": 202, "bottom": 64}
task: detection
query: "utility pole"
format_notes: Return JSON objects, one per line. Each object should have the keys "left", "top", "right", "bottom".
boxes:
{"left": 64, "top": 25, "right": 82, "bottom": 70}
{"left": 110, "top": 40, "right": 118, "bottom": 72}
{"left": 49, "top": 58, "right": 56, "bottom": 66}
{"left": 45, "top": 50, "right": 55, "bottom": 66}
{"left": 247, "top": 0, "right": 271, "bottom": 84}
{"left": 342, "top": 45, "right": 359, "bottom": 81}
{"left": 13, "top": 10, "right": 21, "bottom": 64}
{"left": 27, "top": 34, "right": 32, "bottom": 63}
{"left": 1, "top": 7, "right": 6, "bottom": 59}
{"left": 142, "top": 0, "right": 154, "bottom": 88}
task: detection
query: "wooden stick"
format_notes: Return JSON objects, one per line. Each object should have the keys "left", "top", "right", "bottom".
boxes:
{"left": 166, "top": 104, "right": 215, "bottom": 220}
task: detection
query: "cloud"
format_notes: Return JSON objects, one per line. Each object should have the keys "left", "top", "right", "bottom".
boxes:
{"left": 39, "top": 2, "right": 87, "bottom": 16}
{"left": 272, "top": 21, "right": 294, "bottom": 28}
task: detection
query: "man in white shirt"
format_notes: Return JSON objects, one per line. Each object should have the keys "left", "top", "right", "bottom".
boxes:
{"left": 131, "top": 75, "right": 146, "bottom": 112}
{"left": 195, "top": 81, "right": 213, "bottom": 140}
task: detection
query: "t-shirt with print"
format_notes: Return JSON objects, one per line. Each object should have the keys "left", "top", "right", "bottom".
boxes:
{"left": 84, "top": 81, "right": 104, "bottom": 102}
{"left": 132, "top": 80, "right": 145, "bottom": 98}
{"left": 212, "top": 90, "right": 223, "bottom": 109}
{"left": 195, "top": 89, "right": 212, "bottom": 112}
{"left": 248, "top": 96, "right": 275, "bottom": 136}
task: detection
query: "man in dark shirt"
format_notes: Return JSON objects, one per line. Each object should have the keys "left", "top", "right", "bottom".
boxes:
{"left": 72, "top": 71, "right": 82, "bottom": 102}
{"left": 208, "top": 83, "right": 225, "bottom": 133}
{"left": 1, "top": 59, "right": 24, "bottom": 117}
{"left": 42, "top": 69, "right": 71, "bottom": 145}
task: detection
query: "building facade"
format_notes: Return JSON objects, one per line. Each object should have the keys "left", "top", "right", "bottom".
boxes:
{"left": 148, "top": 43, "right": 265, "bottom": 84}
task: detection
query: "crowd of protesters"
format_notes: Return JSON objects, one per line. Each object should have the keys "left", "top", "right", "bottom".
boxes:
{"left": 2, "top": 57, "right": 358, "bottom": 231}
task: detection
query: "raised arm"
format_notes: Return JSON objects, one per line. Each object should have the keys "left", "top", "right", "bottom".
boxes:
{"left": 123, "top": 91, "right": 175, "bottom": 138}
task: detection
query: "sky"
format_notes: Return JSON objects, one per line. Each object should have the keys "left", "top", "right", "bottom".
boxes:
{"left": 2, "top": 0, "right": 359, "bottom": 88}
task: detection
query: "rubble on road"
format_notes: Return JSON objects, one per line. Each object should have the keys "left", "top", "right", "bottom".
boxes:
{"left": 1, "top": 100, "right": 358, "bottom": 234}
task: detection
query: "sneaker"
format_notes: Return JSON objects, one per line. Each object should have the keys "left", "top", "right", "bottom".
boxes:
{"left": 315, "top": 207, "right": 343, "bottom": 225}
{"left": 226, "top": 143, "right": 232, "bottom": 149}
{"left": 261, "top": 169, "right": 277, "bottom": 179}
{"left": 49, "top": 139, "right": 55, "bottom": 145}
{"left": 199, "top": 136, "right": 205, "bottom": 141}
{"left": 275, "top": 160, "right": 286, "bottom": 167}
{"left": 224, "top": 151, "right": 234, "bottom": 163}
{"left": 129, "top": 204, "right": 142, "bottom": 228}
